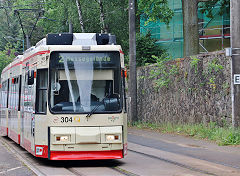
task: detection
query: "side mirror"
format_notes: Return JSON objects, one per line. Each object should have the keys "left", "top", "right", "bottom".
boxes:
{"left": 51, "top": 82, "right": 61, "bottom": 95}
{"left": 28, "top": 70, "right": 34, "bottom": 85}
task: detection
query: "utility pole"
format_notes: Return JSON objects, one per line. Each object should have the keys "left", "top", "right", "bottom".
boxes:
{"left": 230, "top": 0, "right": 240, "bottom": 127}
{"left": 129, "top": 0, "right": 137, "bottom": 122}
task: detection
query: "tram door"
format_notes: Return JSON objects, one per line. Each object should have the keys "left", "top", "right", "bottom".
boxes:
{"left": 20, "top": 73, "right": 24, "bottom": 146}
{"left": 21, "top": 65, "right": 37, "bottom": 153}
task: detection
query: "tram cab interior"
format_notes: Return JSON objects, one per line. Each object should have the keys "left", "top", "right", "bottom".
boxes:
{"left": 50, "top": 72, "right": 121, "bottom": 113}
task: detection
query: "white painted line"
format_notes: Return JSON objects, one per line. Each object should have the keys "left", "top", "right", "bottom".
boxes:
{"left": 0, "top": 166, "right": 22, "bottom": 174}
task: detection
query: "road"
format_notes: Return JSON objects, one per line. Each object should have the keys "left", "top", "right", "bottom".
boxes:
{"left": 0, "top": 127, "right": 240, "bottom": 176}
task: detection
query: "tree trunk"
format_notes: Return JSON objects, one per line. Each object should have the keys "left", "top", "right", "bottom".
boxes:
{"left": 182, "top": 0, "right": 199, "bottom": 56}
{"left": 4, "top": 8, "right": 10, "bottom": 28}
{"left": 75, "top": 0, "right": 85, "bottom": 33}
{"left": 98, "top": 0, "right": 108, "bottom": 33}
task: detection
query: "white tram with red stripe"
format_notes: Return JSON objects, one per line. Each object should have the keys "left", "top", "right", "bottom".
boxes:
{"left": 0, "top": 33, "right": 128, "bottom": 160}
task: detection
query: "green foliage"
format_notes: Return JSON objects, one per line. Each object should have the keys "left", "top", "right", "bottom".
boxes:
{"left": 138, "top": 0, "right": 174, "bottom": 25}
{"left": 190, "top": 56, "right": 200, "bottom": 73}
{"left": 136, "top": 32, "right": 165, "bottom": 67}
{"left": 38, "top": 0, "right": 129, "bottom": 51}
{"left": 222, "top": 130, "right": 240, "bottom": 145}
{"left": 0, "top": 0, "right": 24, "bottom": 52}
{"left": 204, "top": 59, "right": 224, "bottom": 91}
{"left": 130, "top": 121, "right": 240, "bottom": 146}
{"left": 199, "top": 0, "right": 230, "bottom": 18}
{"left": 0, "top": 0, "right": 173, "bottom": 69}
{"left": 207, "top": 58, "right": 224, "bottom": 73}
{"left": 0, "top": 43, "right": 18, "bottom": 73}
{"left": 0, "top": 0, "right": 129, "bottom": 52}
{"left": 209, "top": 79, "right": 217, "bottom": 90}
{"left": 149, "top": 54, "right": 178, "bottom": 89}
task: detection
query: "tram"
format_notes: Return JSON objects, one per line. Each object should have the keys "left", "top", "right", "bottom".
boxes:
{"left": 0, "top": 33, "right": 127, "bottom": 160}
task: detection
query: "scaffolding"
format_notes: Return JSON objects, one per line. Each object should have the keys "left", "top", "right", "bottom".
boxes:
{"left": 140, "top": 0, "right": 230, "bottom": 58}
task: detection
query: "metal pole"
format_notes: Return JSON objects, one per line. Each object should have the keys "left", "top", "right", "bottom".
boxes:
{"left": 129, "top": 0, "right": 137, "bottom": 122}
{"left": 26, "top": 34, "right": 31, "bottom": 49}
{"left": 69, "top": 19, "right": 73, "bottom": 34}
{"left": 22, "top": 39, "right": 24, "bottom": 53}
{"left": 14, "top": 9, "right": 44, "bottom": 50}
{"left": 231, "top": 0, "right": 240, "bottom": 127}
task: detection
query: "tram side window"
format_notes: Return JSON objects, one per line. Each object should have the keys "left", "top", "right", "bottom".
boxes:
{"left": 36, "top": 69, "right": 48, "bottom": 114}
{"left": 1, "top": 81, "right": 8, "bottom": 108}
{"left": 9, "top": 77, "right": 20, "bottom": 111}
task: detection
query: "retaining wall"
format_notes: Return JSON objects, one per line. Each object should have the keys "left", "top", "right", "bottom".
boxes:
{"left": 134, "top": 51, "right": 232, "bottom": 126}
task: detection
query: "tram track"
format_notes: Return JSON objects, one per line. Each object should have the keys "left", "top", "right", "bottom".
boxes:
{"left": 127, "top": 141, "right": 240, "bottom": 176}
{"left": 2, "top": 135, "right": 239, "bottom": 176}
{"left": 1, "top": 136, "right": 139, "bottom": 176}
{"left": 65, "top": 167, "right": 84, "bottom": 176}
{"left": 128, "top": 149, "right": 217, "bottom": 176}
{"left": 0, "top": 136, "right": 222, "bottom": 176}
{"left": 66, "top": 166, "right": 139, "bottom": 176}
{"left": 111, "top": 166, "right": 139, "bottom": 176}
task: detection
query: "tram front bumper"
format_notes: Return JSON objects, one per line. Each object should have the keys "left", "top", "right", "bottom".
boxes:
{"left": 48, "top": 126, "right": 124, "bottom": 160}
{"left": 50, "top": 126, "right": 123, "bottom": 151}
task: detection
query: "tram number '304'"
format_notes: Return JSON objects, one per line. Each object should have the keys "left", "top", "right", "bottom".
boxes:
{"left": 61, "top": 117, "right": 73, "bottom": 123}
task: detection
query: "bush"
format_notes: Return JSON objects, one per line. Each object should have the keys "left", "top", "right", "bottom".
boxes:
{"left": 136, "top": 32, "right": 165, "bottom": 66}
{"left": 0, "top": 43, "right": 17, "bottom": 73}
{"left": 125, "top": 32, "right": 165, "bottom": 67}
{"left": 130, "top": 121, "right": 240, "bottom": 146}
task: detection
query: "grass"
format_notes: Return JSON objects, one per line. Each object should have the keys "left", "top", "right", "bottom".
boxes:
{"left": 129, "top": 121, "right": 240, "bottom": 146}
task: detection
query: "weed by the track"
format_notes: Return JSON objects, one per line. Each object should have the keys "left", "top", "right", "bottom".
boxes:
{"left": 129, "top": 122, "right": 240, "bottom": 146}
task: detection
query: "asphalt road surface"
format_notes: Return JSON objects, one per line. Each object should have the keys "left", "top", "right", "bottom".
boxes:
{"left": 0, "top": 127, "right": 240, "bottom": 176}
{"left": 0, "top": 138, "right": 35, "bottom": 176}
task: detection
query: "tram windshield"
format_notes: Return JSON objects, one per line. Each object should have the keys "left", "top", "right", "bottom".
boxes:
{"left": 49, "top": 52, "right": 122, "bottom": 114}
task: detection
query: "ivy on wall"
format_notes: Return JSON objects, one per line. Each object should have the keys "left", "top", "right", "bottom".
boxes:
{"left": 141, "top": 54, "right": 225, "bottom": 92}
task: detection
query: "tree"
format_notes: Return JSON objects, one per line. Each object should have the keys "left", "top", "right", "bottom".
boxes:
{"left": 136, "top": 32, "right": 165, "bottom": 66}
{"left": 95, "top": 0, "right": 108, "bottom": 33}
{"left": 0, "top": 0, "right": 129, "bottom": 52}
{"left": 138, "top": 0, "right": 173, "bottom": 25}
{"left": 0, "top": 0, "right": 25, "bottom": 52}
{"left": 182, "top": 0, "right": 230, "bottom": 57}
{"left": 0, "top": 43, "right": 18, "bottom": 73}
{"left": 182, "top": 0, "right": 199, "bottom": 57}
{"left": 75, "top": 0, "right": 85, "bottom": 32}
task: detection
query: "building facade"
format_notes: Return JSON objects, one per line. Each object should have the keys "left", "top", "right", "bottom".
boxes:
{"left": 140, "top": 0, "right": 230, "bottom": 58}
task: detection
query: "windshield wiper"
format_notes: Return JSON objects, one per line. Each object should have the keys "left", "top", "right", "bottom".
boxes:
{"left": 86, "top": 94, "right": 110, "bottom": 118}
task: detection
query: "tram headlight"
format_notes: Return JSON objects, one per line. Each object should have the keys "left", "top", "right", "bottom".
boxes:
{"left": 56, "top": 136, "right": 69, "bottom": 142}
{"left": 106, "top": 134, "right": 120, "bottom": 141}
